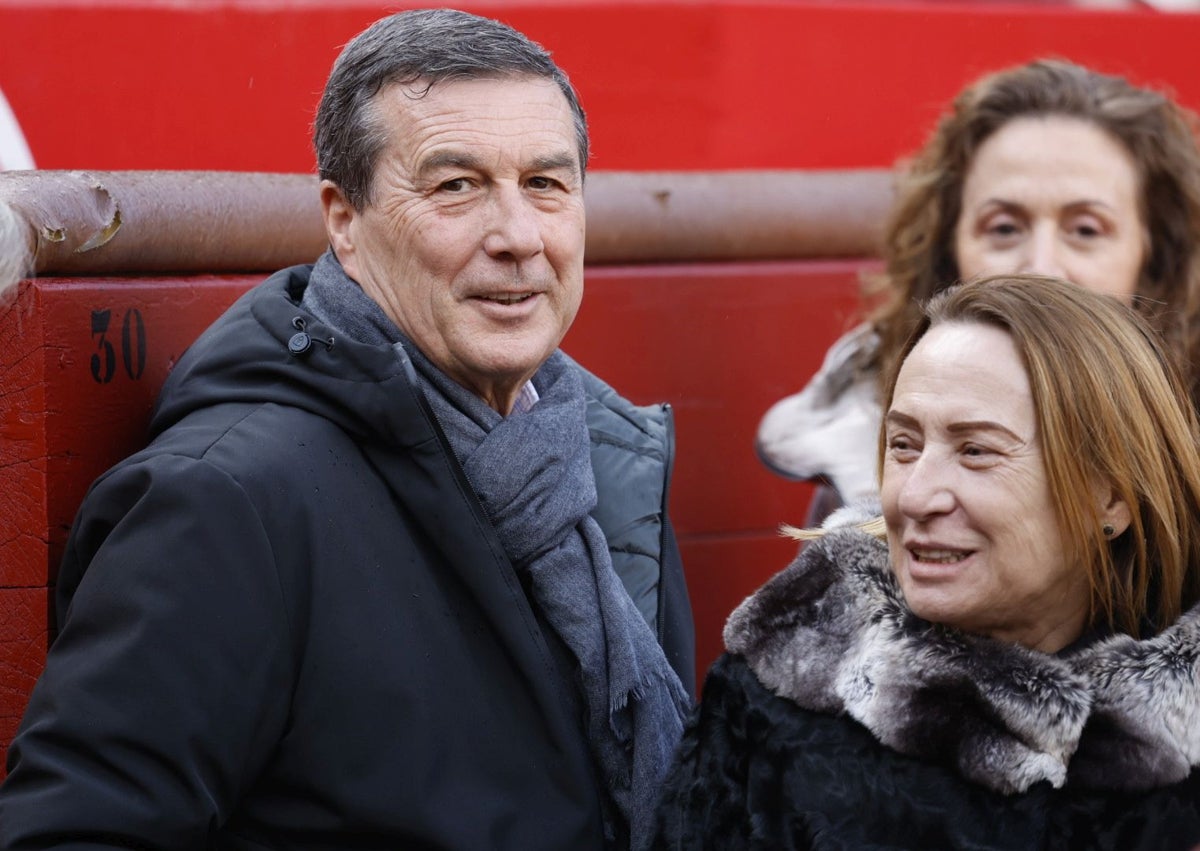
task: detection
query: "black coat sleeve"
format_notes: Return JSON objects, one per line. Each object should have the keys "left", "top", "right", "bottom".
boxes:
{"left": 0, "top": 454, "right": 295, "bottom": 849}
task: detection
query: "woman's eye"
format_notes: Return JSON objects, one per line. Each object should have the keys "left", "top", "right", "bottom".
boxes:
{"left": 961, "top": 443, "right": 996, "bottom": 460}
{"left": 985, "top": 220, "right": 1021, "bottom": 239}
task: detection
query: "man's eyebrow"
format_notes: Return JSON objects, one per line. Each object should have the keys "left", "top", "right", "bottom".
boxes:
{"left": 529, "top": 152, "right": 580, "bottom": 175}
{"left": 415, "top": 150, "right": 580, "bottom": 179}
{"left": 416, "top": 151, "right": 483, "bottom": 174}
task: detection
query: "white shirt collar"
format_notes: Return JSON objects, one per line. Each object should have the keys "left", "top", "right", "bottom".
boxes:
{"left": 509, "top": 380, "right": 540, "bottom": 416}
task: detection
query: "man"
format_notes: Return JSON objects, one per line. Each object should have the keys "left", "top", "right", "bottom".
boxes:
{"left": 0, "top": 10, "right": 694, "bottom": 849}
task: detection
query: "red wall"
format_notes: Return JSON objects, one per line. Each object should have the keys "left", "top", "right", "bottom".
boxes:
{"left": 3, "top": 2, "right": 1200, "bottom": 173}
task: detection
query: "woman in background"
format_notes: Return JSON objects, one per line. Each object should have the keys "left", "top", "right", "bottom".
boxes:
{"left": 654, "top": 275, "right": 1200, "bottom": 850}
{"left": 756, "top": 59, "right": 1200, "bottom": 520}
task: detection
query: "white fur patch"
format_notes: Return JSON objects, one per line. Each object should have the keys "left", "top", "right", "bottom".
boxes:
{"left": 755, "top": 324, "right": 881, "bottom": 499}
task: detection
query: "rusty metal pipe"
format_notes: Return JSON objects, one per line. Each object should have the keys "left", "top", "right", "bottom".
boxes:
{"left": 0, "top": 169, "right": 893, "bottom": 285}
{"left": 583, "top": 169, "right": 892, "bottom": 262}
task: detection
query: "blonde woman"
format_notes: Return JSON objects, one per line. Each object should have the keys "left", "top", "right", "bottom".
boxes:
{"left": 657, "top": 275, "right": 1200, "bottom": 850}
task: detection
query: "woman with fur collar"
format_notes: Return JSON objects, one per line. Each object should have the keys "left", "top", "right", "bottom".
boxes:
{"left": 652, "top": 275, "right": 1200, "bottom": 850}
{"left": 756, "top": 60, "right": 1200, "bottom": 524}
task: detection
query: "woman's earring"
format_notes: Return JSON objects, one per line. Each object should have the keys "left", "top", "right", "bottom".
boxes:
{"left": 1102, "top": 523, "right": 1116, "bottom": 539}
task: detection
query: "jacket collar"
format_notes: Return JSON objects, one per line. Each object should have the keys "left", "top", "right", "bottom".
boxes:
{"left": 724, "top": 503, "right": 1200, "bottom": 794}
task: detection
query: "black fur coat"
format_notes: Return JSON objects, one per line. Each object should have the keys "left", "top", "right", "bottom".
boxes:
{"left": 651, "top": 507, "right": 1200, "bottom": 850}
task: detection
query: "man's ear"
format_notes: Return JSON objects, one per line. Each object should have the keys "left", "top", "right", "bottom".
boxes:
{"left": 320, "top": 180, "right": 358, "bottom": 275}
{"left": 1097, "top": 483, "right": 1133, "bottom": 539}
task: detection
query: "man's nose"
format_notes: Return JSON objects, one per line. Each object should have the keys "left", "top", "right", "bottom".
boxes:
{"left": 482, "top": 185, "right": 544, "bottom": 260}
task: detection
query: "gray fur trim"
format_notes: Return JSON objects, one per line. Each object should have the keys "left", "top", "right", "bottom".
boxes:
{"left": 819, "top": 496, "right": 884, "bottom": 531}
{"left": 726, "top": 518, "right": 1200, "bottom": 795}
{"left": 1067, "top": 608, "right": 1200, "bottom": 789}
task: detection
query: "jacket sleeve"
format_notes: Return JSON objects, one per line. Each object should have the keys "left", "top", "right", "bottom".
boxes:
{"left": 0, "top": 454, "right": 295, "bottom": 849}
{"left": 650, "top": 654, "right": 759, "bottom": 851}
{"left": 658, "top": 515, "right": 696, "bottom": 699}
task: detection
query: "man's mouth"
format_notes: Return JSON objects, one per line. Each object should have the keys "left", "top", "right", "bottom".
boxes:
{"left": 479, "top": 292, "right": 535, "bottom": 305}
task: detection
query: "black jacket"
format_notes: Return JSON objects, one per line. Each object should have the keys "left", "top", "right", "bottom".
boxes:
{"left": 652, "top": 506, "right": 1200, "bottom": 850}
{"left": 0, "top": 265, "right": 695, "bottom": 850}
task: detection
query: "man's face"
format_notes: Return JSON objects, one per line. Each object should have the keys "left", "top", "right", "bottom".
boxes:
{"left": 322, "top": 75, "right": 586, "bottom": 414}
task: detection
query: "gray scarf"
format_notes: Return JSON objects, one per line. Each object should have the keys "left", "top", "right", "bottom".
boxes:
{"left": 302, "top": 251, "right": 688, "bottom": 849}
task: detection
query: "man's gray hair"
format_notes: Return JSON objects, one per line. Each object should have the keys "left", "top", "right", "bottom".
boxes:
{"left": 314, "top": 8, "right": 589, "bottom": 210}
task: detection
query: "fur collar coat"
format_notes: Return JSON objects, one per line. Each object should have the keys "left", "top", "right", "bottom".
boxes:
{"left": 651, "top": 504, "right": 1200, "bottom": 850}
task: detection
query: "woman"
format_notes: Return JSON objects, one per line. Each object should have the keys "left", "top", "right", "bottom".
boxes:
{"left": 756, "top": 59, "right": 1200, "bottom": 518}
{"left": 654, "top": 275, "right": 1200, "bottom": 850}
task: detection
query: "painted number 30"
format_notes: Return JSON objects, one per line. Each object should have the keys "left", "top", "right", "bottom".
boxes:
{"left": 90, "top": 309, "right": 147, "bottom": 384}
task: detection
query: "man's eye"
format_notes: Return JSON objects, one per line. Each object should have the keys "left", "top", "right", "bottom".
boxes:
{"left": 527, "top": 176, "right": 558, "bottom": 190}
{"left": 440, "top": 178, "right": 470, "bottom": 192}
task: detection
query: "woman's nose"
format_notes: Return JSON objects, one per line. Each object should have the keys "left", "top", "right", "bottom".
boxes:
{"left": 1018, "top": 226, "right": 1067, "bottom": 280}
{"left": 896, "top": 453, "right": 956, "bottom": 520}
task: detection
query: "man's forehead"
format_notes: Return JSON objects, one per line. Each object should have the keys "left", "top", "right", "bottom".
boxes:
{"left": 371, "top": 76, "right": 581, "bottom": 170}
{"left": 373, "top": 76, "right": 573, "bottom": 130}
{"left": 379, "top": 73, "right": 567, "bottom": 108}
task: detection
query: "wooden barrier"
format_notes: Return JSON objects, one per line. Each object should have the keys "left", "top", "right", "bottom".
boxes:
{"left": 0, "top": 169, "right": 886, "bottom": 772}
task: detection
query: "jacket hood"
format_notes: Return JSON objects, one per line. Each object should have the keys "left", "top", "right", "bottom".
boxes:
{"left": 724, "top": 501, "right": 1200, "bottom": 796}
{"left": 151, "top": 265, "right": 427, "bottom": 447}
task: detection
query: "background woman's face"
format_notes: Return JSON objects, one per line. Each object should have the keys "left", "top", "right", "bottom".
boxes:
{"left": 881, "top": 321, "right": 1091, "bottom": 653}
{"left": 954, "top": 116, "right": 1145, "bottom": 301}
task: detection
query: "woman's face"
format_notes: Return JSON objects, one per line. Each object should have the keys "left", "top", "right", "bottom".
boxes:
{"left": 954, "top": 116, "right": 1145, "bottom": 301}
{"left": 880, "top": 321, "right": 1091, "bottom": 652}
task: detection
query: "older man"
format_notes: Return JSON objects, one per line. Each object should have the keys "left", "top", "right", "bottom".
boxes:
{"left": 0, "top": 10, "right": 694, "bottom": 850}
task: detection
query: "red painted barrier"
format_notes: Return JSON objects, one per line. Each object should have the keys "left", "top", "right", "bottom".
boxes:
{"left": 0, "top": 276, "right": 257, "bottom": 768}
{"left": 0, "top": 589, "right": 43, "bottom": 775}
{"left": 1, "top": 276, "right": 256, "bottom": 585}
